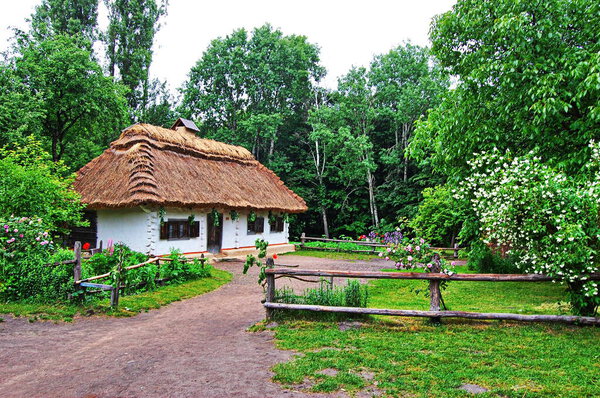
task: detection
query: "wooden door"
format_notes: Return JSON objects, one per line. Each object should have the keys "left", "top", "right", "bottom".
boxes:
{"left": 207, "top": 212, "right": 223, "bottom": 254}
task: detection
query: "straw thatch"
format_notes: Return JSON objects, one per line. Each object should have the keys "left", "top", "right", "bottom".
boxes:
{"left": 74, "top": 123, "right": 307, "bottom": 213}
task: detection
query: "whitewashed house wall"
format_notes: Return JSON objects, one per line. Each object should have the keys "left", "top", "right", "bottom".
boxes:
{"left": 97, "top": 207, "right": 289, "bottom": 255}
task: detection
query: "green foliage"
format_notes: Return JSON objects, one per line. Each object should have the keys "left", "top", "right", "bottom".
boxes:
{"left": 410, "top": 0, "right": 600, "bottom": 177}
{"left": 105, "top": 0, "right": 168, "bottom": 114}
{"left": 243, "top": 238, "right": 270, "bottom": 285}
{"left": 277, "top": 280, "right": 369, "bottom": 308}
{"left": 0, "top": 137, "right": 86, "bottom": 235}
{"left": 459, "top": 148, "right": 600, "bottom": 315}
{"left": 467, "top": 241, "right": 520, "bottom": 274}
{"left": 180, "top": 23, "right": 324, "bottom": 164}
{"left": 10, "top": 34, "right": 129, "bottom": 168}
{"left": 159, "top": 249, "right": 212, "bottom": 284}
{"left": 409, "top": 185, "right": 467, "bottom": 246}
{"left": 29, "top": 0, "right": 98, "bottom": 44}
{"left": 0, "top": 216, "right": 74, "bottom": 302}
{"left": 84, "top": 243, "right": 147, "bottom": 277}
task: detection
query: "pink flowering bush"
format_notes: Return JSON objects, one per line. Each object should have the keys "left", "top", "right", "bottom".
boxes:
{"left": 0, "top": 216, "right": 74, "bottom": 302}
{"left": 379, "top": 236, "right": 453, "bottom": 274}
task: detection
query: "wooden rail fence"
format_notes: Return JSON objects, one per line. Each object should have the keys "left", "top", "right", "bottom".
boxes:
{"left": 47, "top": 241, "right": 200, "bottom": 308}
{"left": 299, "top": 233, "right": 463, "bottom": 258}
{"left": 264, "top": 264, "right": 600, "bottom": 325}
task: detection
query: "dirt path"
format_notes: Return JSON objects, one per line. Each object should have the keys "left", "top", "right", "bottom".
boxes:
{"left": 0, "top": 255, "right": 387, "bottom": 398}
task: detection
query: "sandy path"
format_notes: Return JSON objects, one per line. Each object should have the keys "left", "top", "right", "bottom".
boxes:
{"left": 0, "top": 255, "right": 386, "bottom": 398}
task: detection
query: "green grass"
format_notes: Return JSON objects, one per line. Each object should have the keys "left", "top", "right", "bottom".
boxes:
{"left": 0, "top": 268, "right": 232, "bottom": 321}
{"left": 284, "top": 248, "right": 382, "bottom": 261}
{"left": 268, "top": 265, "right": 600, "bottom": 397}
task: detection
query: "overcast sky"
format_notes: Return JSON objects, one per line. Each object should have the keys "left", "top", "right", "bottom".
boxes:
{"left": 0, "top": 0, "right": 456, "bottom": 92}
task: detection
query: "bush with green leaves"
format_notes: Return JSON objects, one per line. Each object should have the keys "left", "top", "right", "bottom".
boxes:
{"left": 0, "top": 137, "right": 86, "bottom": 236}
{"left": 276, "top": 279, "right": 369, "bottom": 308}
{"left": 0, "top": 216, "right": 74, "bottom": 302}
{"left": 458, "top": 145, "right": 600, "bottom": 315}
{"left": 159, "top": 249, "right": 212, "bottom": 284}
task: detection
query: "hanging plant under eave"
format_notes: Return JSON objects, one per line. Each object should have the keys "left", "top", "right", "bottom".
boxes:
{"left": 188, "top": 213, "right": 195, "bottom": 225}
{"left": 158, "top": 207, "right": 166, "bottom": 226}
{"left": 248, "top": 210, "right": 257, "bottom": 223}
{"left": 230, "top": 210, "right": 240, "bottom": 221}
{"left": 211, "top": 208, "right": 221, "bottom": 227}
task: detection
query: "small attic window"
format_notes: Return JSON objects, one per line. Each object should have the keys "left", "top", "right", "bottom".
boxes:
{"left": 171, "top": 118, "right": 199, "bottom": 132}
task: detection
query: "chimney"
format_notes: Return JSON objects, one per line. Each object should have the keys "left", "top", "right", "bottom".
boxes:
{"left": 171, "top": 118, "right": 200, "bottom": 135}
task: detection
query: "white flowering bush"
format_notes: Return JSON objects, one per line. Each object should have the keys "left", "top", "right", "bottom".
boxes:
{"left": 458, "top": 144, "right": 600, "bottom": 315}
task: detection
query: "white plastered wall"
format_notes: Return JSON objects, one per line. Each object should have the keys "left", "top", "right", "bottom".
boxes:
{"left": 97, "top": 208, "right": 151, "bottom": 254}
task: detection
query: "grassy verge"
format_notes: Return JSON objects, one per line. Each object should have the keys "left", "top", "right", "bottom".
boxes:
{"left": 0, "top": 268, "right": 232, "bottom": 322}
{"left": 268, "top": 266, "right": 599, "bottom": 397}
{"left": 284, "top": 248, "right": 382, "bottom": 261}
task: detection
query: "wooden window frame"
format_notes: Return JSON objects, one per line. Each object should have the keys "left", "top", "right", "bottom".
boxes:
{"left": 269, "top": 216, "right": 284, "bottom": 233}
{"left": 160, "top": 219, "right": 200, "bottom": 240}
{"left": 247, "top": 217, "right": 265, "bottom": 235}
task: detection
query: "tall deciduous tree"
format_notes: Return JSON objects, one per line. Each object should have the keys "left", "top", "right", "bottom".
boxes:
{"left": 180, "top": 24, "right": 324, "bottom": 164}
{"left": 105, "top": 0, "right": 168, "bottom": 115}
{"left": 13, "top": 34, "right": 129, "bottom": 169}
{"left": 29, "top": 0, "right": 99, "bottom": 44}
{"left": 410, "top": 0, "right": 600, "bottom": 177}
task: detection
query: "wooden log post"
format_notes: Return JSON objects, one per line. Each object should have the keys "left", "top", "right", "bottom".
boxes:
{"left": 454, "top": 243, "right": 459, "bottom": 259}
{"left": 300, "top": 232, "right": 306, "bottom": 249}
{"left": 72, "top": 241, "right": 83, "bottom": 302}
{"left": 266, "top": 273, "right": 275, "bottom": 320}
{"left": 429, "top": 253, "right": 442, "bottom": 324}
{"left": 110, "top": 252, "right": 125, "bottom": 308}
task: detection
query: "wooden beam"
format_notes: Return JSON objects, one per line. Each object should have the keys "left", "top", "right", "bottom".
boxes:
{"left": 263, "top": 303, "right": 600, "bottom": 325}
{"left": 265, "top": 268, "right": 600, "bottom": 282}
{"left": 79, "top": 282, "right": 113, "bottom": 290}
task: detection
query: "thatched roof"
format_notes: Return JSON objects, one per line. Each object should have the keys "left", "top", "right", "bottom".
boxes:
{"left": 74, "top": 123, "right": 307, "bottom": 213}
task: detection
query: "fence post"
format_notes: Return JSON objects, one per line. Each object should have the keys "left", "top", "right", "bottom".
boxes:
{"left": 73, "top": 241, "right": 82, "bottom": 281}
{"left": 110, "top": 253, "right": 124, "bottom": 308}
{"left": 454, "top": 243, "right": 459, "bottom": 259}
{"left": 429, "top": 253, "right": 442, "bottom": 324}
{"left": 300, "top": 232, "right": 306, "bottom": 249}
{"left": 266, "top": 272, "right": 275, "bottom": 320}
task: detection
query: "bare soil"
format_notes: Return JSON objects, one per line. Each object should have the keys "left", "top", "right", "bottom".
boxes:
{"left": 0, "top": 255, "right": 386, "bottom": 398}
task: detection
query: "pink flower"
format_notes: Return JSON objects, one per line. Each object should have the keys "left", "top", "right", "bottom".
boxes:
{"left": 407, "top": 256, "right": 413, "bottom": 262}
{"left": 415, "top": 246, "right": 421, "bottom": 251}
{"left": 19, "top": 234, "right": 23, "bottom": 238}
{"left": 406, "top": 245, "right": 413, "bottom": 252}
{"left": 13, "top": 229, "right": 18, "bottom": 233}
{"left": 420, "top": 238, "right": 425, "bottom": 244}
{"left": 385, "top": 256, "right": 389, "bottom": 261}
{"left": 35, "top": 237, "right": 40, "bottom": 241}
{"left": 427, "top": 263, "right": 433, "bottom": 269}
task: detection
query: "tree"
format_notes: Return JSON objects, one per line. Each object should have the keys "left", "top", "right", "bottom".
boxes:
{"left": 0, "top": 136, "right": 85, "bottom": 234}
{"left": 0, "top": 63, "right": 44, "bottom": 147}
{"left": 180, "top": 24, "right": 324, "bottom": 164}
{"left": 105, "top": 0, "right": 168, "bottom": 115}
{"left": 29, "top": 0, "right": 99, "bottom": 44}
{"left": 369, "top": 43, "right": 448, "bottom": 182}
{"left": 13, "top": 34, "right": 129, "bottom": 169}
{"left": 410, "top": 0, "right": 600, "bottom": 177}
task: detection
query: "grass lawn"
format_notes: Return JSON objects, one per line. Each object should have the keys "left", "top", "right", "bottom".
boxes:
{"left": 0, "top": 268, "right": 232, "bottom": 322}
{"left": 268, "top": 265, "right": 600, "bottom": 397}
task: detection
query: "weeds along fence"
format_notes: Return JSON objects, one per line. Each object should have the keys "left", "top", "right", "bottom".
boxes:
{"left": 299, "top": 233, "right": 463, "bottom": 258}
{"left": 264, "top": 266, "right": 600, "bottom": 326}
{"left": 46, "top": 241, "right": 200, "bottom": 308}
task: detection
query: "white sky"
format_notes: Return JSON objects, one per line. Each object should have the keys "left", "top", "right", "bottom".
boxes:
{"left": 0, "top": 0, "right": 456, "bottom": 93}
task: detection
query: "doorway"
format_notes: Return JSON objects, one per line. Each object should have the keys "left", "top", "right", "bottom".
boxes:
{"left": 207, "top": 212, "right": 223, "bottom": 254}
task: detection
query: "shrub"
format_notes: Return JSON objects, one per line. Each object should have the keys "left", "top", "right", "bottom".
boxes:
{"left": 159, "top": 249, "right": 212, "bottom": 284}
{"left": 467, "top": 241, "right": 521, "bottom": 274}
{"left": 459, "top": 146, "right": 600, "bottom": 315}
{"left": 276, "top": 280, "right": 369, "bottom": 307}
{"left": 0, "top": 216, "right": 74, "bottom": 302}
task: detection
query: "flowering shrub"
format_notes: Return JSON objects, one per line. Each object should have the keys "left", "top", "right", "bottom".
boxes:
{"left": 0, "top": 216, "right": 73, "bottom": 302}
{"left": 379, "top": 236, "right": 452, "bottom": 274}
{"left": 458, "top": 145, "right": 600, "bottom": 315}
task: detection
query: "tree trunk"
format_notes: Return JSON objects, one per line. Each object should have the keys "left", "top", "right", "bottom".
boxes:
{"left": 321, "top": 207, "right": 329, "bottom": 239}
{"left": 366, "top": 168, "right": 379, "bottom": 228}
{"left": 402, "top": 123, "right": 410, "bottom": 182}
{"left": 268, "top": 138, "right": 275, "bottom": 159}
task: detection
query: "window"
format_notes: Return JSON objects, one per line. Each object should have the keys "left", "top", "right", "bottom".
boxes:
{"left": 160, "top": 220, "right": 200, "bottom": 240}
{"left": 247, "top": 217, "right": 264, "bottom": 235}
{"left": 269, "top": 216, "right": 284, "bottom": 233}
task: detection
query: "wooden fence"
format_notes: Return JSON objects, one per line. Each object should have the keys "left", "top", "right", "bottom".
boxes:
{"left": 299, "top": 233, "right": 462, "bottom": 258}
{"left": 264, "top": 264, "right": 600, "bottom": 325}
{"left": 47, "top": 241, "right": 199, "bottom": 308}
